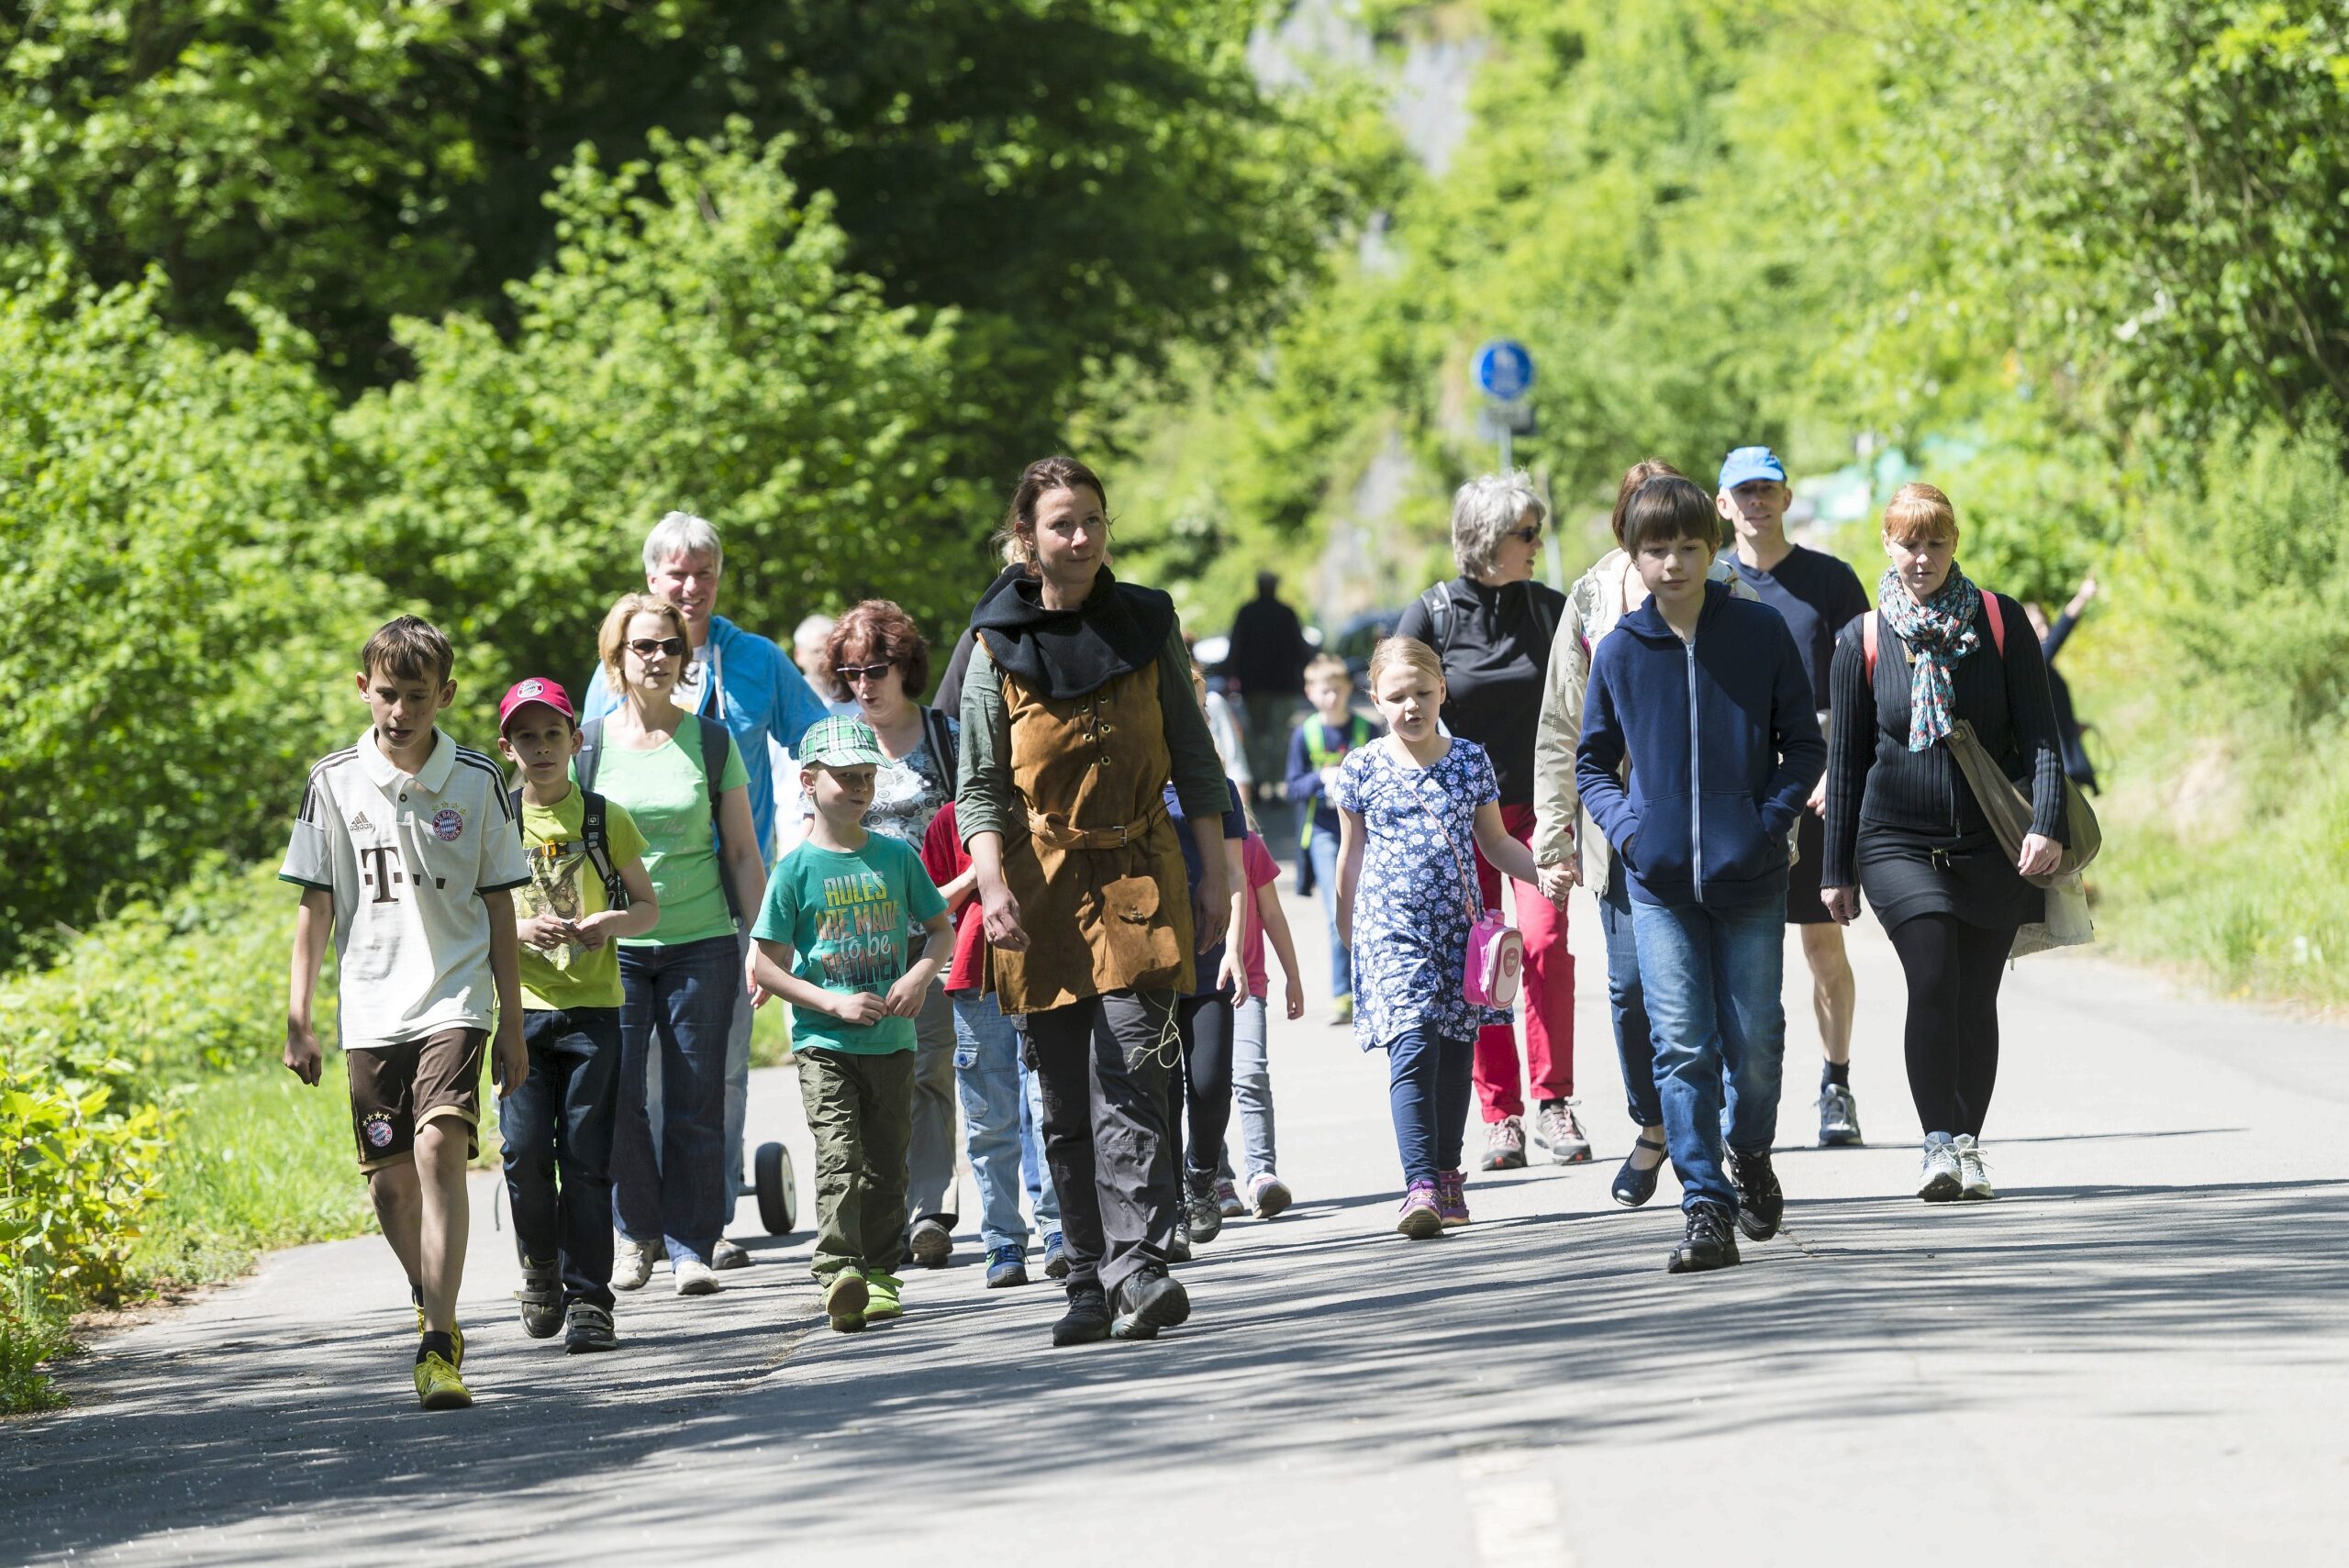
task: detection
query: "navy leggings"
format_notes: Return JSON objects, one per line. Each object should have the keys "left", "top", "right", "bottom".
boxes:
{"left": 1387, "top": 1027, "right": 1475, "bottom": 1186}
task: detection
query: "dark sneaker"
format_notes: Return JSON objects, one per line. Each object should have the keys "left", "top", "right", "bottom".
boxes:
{"left": 984, "top": 1244, "right": 1029, "bottom": 1288}
{"left": 1052, "top": 1283, "right": 1112, "bottom": 1347}
{"left": 711, "top": 1238, "right": 752, "bottom": 1271}
{"left": 1729, "top": 1149, "right": 1784, "bottom": 1241}
{"left": 1183, "top": 1167, "right": 1224, "bottom": 1243}
{"left": 1110, "top": 1264, "right": 1190, "bottom": 1340}
{"left": 1819, "top": 1084, "right": 1863, "bottom": 1147}
{"left": 1168, "top": 1206, "right": 1194, "bottom": 1264}
{"left": 1480, "top": 1115, "right": 1528, "bottom": 1171}
{"left": 563, "top": 1302, "right": 618, "bottom": 1354}
{"left": 515, "top": 1258, "right": 562, "bottom": 1339}
{"left": 907, "top": 1217, "right": 952, "bottom": 1268}
{"left": 1667, "top": 1201, "right": 1742, "bottom": 1274}
{"left": 1041, "top": 1231, "right": 1070, "bottom": 1279}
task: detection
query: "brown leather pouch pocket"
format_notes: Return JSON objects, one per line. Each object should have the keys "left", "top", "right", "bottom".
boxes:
{"left": 1102, "top": 873, "right": 1181, "bottom": 977}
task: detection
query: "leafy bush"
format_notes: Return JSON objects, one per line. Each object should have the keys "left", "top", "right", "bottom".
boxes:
{"left": 1, "top": 1275, "right": 72, "bottom": 1415}
{"left": 0, "top": 1037, "right": 170, "bottom": 1309}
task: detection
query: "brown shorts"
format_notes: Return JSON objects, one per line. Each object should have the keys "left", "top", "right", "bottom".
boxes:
{"left": 347, "top": 1028, "right": 485, "bottom": 1173}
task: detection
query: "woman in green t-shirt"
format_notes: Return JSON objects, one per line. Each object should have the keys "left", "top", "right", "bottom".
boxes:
{"left": 590, "top": 594, "right": 769, "bottom": 1296}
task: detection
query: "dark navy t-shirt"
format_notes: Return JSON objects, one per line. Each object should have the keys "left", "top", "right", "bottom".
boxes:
{"left": 1164, "top": 779, "right": 1248, "bottom": 996}
{"left": 1726, "top": 544, "right": 1869, "bottom": 711}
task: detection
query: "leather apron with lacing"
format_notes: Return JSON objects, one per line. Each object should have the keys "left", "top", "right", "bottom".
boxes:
{"left": 993, "top": 663, "right": 1196, "bottom": 1012}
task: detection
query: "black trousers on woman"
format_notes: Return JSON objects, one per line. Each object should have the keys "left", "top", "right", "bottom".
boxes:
{"left": 1884, "top": 913, "right": 2012, "bottom": 1138}
{"left": 1025, "top": 988, "right": 1180, "bottom": 1295}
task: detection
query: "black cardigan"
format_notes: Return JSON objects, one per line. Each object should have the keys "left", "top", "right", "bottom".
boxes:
{"left": 1821, "top": 593, "right": 2067, "bottom": 888}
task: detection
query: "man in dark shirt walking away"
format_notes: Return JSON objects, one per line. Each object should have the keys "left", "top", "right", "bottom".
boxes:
{"left": 1225, "top": 572, "right": 1312, "bottom": 804}
{"left": 1717, "top": 448, "right": 1871, "bottom": 1150}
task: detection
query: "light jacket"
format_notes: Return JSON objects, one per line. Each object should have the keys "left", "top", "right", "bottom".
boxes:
{"left": 1575, "top": 582, "right": 1826, "bottom": 910}
{"left": 1531, "top": 550, "right": 1753, "bottom": 895}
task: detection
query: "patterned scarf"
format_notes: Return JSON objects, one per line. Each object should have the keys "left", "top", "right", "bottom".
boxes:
{"left": 1876, "top": 566, "right": 1983, "bottom": 752}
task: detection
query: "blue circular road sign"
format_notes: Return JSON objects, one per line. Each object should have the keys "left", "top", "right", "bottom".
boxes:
{"left": 1474, "top": 339, "right": 1534, "bottom": 401}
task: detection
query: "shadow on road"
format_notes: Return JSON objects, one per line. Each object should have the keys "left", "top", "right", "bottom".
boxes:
{"left": 11, "top": 1176, "right": 2338, "bottom": 1562}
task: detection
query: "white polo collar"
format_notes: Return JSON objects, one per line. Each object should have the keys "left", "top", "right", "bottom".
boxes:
{"left": 357, "top": 727, "right": 456, "bottom": 795}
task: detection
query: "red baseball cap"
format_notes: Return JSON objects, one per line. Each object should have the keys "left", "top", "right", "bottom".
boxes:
{"left": 497, "top": 677, "right": 577, "bottom": 735}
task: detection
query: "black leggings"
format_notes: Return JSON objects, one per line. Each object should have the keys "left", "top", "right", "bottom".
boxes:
{"left": 1168, "top": 992, "right": 1235, "bottom": 1176}
{"left": 1885, "top": 913, "right": 2012, "bottom": 1138}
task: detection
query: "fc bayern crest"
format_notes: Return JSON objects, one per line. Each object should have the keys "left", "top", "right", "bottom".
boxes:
{"left": 431, "top": 807, "right": 464, "bottom": 841}
{"left": 362, "top": 1112, "right": 396, "bottom": 1149}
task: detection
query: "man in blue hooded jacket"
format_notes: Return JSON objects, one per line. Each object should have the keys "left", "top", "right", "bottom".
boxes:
{"left": 1576, "top": 475, "right": 1825, "bottom": 1274}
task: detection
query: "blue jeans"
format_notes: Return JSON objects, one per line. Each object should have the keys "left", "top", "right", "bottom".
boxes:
{"left": 1307, "top": 830, "right": 1352, "bottom": 996}
{"left": 502, "top": 1007, "right": 622, "bottom": 1309}
{"left": 614, "top": 933, "right": 738, "bottom": 1266}
{"left": 640, "top": 918, "right": 751, "bottom": 1222}
{"left": 1599, "top": 873, "right": 1662, "bottom": 1129}
{"left": 1386, "top": 1027, "right": 1475, "bottom": 1187}
{"left": 1631, "top": 897, "right": 1787, "bottom": 1213}
{"left": 952, "top": 992, "right": 1061, "bottom": 1252}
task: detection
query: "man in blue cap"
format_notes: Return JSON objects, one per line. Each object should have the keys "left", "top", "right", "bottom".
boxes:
{"left": 1716, "top": 447, "right": 1871, "bottom": 1150}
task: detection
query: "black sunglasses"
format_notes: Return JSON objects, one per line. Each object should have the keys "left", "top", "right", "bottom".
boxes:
{"left": 627, "top": 637, "right": 688, "bottom": 658}
{"left": 1508, "top": 526, "right": 1542, "bottom": 544}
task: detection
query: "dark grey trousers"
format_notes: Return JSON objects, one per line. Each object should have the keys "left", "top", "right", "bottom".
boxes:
{"left": 1025, "top": 987, "right": 1180, "bottom": 1294}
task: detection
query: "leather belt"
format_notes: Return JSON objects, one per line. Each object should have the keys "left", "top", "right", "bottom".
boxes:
{"left": 1026, "top": 805, "right": 1161, "bottom": 851}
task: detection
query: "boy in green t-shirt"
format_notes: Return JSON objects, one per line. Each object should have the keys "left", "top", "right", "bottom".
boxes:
{"left": 495, "top": 679, "right": 660, "bottom": 1352}
{"left": 751, "top": 716, "right": 951, "bottom": 1333}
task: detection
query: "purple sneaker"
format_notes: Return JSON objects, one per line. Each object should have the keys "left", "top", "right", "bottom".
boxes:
{"left": 1436, "top": 1168, "right": 1470, "bottom": 1228}
{"left": 1396, "top": 1181, "right": 1443, "bottom": 1240}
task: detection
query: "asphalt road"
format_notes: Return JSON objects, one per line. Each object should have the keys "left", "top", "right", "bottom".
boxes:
{"left": 6, "top": 880, "right": 2345, "bottom": 1567}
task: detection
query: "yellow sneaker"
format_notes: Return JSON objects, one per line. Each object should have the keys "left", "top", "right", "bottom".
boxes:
{"left": 822, "top": 1269, "right": 869, "bottom": 1332}
{"left": 410, "top": 1288, "right": 463, "bottom": 1364}
{"left": 414, "top": 1351, "right": 473, "bottom": 1410}
{"left": 863, "top": 1271, "right": 903, "bottom": 1322}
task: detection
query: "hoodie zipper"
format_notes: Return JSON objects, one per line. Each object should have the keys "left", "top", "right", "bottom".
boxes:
{"left": 1686, "top": 635, "right": 1703, "bottom": 904}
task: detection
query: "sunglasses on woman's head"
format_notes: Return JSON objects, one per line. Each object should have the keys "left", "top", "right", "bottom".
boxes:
{"left": 627, "top": 637, "right": 687, "bottom": 658}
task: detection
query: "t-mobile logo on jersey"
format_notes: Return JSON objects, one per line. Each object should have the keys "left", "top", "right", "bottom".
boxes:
{"left": 359, "top": 845, "right": 446, "bottom": 902}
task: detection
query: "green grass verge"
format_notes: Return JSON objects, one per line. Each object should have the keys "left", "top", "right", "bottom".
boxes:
{"left": 2, "top": 1277, "right": 73, "bottom": 1415}
{"left": 127, "top": 1062, "right": 378, "bottom": 1292}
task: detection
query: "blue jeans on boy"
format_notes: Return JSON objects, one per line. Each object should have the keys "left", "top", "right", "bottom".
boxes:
{"left": 952, "top": 992, "right": 1061, "bottom": 1252}
{"left": 1308, "top": 831, "right": 1351, "bottom": 997}
{"left": 502, "top": 1006, "right": 622, "bottom": 1309}
{"left": 614, "top": 932, "right": 738, "bottom": 1267}
{"left": 1386, "top": 1026, "right": 1475, "bottom": 1187}
{"left": 1599, "top": 873, "right": 1662, "bottom": 1129}
{"left": 1631, "top": 897, "right": 1787, "bottom": 1214}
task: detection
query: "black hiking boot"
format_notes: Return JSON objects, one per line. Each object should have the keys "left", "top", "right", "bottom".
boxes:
{"left": 1667, "top": 1201, "right": 1742, "bottom": 1274}
{"left": 1052, "top": 1283, "right": 1112, "bottom": 1347}
{"left": 1110, "top": 1264, "right": 1191, "bottom": 1340}
{"left": 1729, "top": 1149, "right": 1784, "bottom": 1241}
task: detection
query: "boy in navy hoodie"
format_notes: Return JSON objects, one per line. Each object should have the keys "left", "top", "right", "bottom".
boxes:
{"left": 1576, "top": 475, "right": 1826, "bottom": 1273}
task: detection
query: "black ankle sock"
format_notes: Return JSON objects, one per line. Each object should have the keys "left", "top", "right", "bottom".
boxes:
{"left": 417, "top": 1330, "right": 455, "bottom": 1363}
{"left": 1823, "top": 1060, "right": 1851, "bottom": 1088}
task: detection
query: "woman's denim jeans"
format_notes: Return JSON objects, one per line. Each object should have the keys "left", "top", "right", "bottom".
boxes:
{"left": 613, "top": 933, "right": 740, "bottom": 1266}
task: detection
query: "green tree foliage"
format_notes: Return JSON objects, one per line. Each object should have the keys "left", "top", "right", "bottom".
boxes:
{"left": 0, "top": 276, "right": 375, "bottom": 966}
{"left": 333, "top": 128, "right": 980, "bottom": 714}
{"left": 0, "top": 0, "right": 1357, "bottom": 475}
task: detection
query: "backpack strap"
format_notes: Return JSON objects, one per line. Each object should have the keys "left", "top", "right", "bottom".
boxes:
{"left": 1419, "top": 584, "right": 1452, "bottom": 655}
{"left": 576, "top": 717, "right": 605, "bottom": 791}
{"left": 578, "top": 788, "right": 629, "bottom": 910}
{"left": 696, "top": 715, "right": 742, "bottom": 921}
{"left": 922, "top": 705, "right": 958, "bottom": 777}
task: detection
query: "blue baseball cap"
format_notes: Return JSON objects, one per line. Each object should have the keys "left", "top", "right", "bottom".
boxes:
{"left": 1719, "top": 446, "right": 1787, "bottom": 491}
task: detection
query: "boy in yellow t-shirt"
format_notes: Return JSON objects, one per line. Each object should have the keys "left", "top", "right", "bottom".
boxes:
{"left": 495, "top": 679, "right": 660, "bottom": 1352}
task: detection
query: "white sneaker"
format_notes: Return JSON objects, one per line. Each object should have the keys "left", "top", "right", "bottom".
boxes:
{"left": 1953, "top": 1134, "right": 1996, "bottom": 1200}
{"left": 1917, "top": 1133, "right": 1962, "bottom": 1202}
{"left": 674, "top": 1257, "right": 722, "bottom": 1296}
{"left": 613, "top": 1236, "right": 659, "bottom": 1291}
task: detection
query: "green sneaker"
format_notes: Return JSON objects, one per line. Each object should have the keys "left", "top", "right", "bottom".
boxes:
{"left": 863, "top": 1271, "right": 904, "bottom": 1322}
{"left": 410, "top": 1286, "right": 463, "bottom": 1364}
{"left": 822, "top": 1269, "right": 869, "bottom": 1332}
{"left": 414, "top": 1351, "right": 472, "bottom": 1410}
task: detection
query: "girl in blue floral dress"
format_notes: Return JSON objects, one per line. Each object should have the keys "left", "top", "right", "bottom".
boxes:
{"left": 1336, "top": 638, "right": 1558, "bottom": 1238}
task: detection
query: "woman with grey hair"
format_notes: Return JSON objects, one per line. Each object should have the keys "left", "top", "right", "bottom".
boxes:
{"left": 1394, "top": 470, "right": 1585, "bottom": 1173}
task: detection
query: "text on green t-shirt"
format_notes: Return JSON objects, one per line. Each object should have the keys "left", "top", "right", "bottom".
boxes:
{"left": 751, "top": 835, "right": 946, "bottom": 1055}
